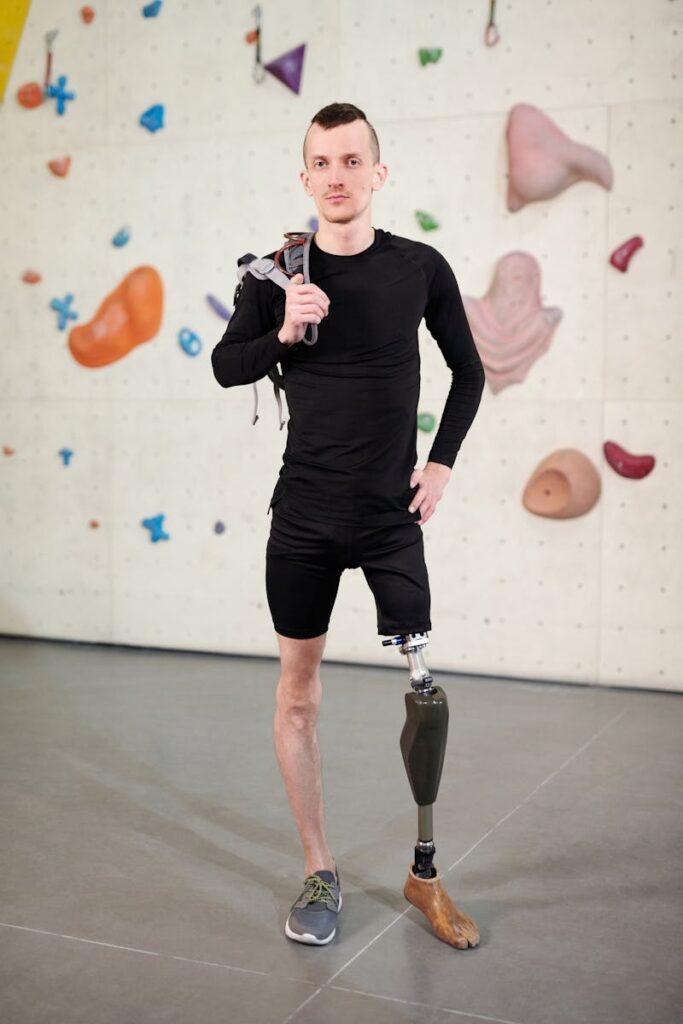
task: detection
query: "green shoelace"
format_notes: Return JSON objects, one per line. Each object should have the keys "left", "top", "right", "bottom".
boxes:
{"left": 301, "top": 874, "right": 336, "bottom": 906}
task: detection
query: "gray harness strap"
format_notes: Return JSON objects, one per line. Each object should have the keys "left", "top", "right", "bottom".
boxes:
{"left": 239, "top": 233, "right": 318, "bottom": 429}
{"left": 238, "top": 255, "right": 291, "bottom": 291}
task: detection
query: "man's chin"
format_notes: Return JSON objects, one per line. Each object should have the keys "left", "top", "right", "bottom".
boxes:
{"left": 321, "top": 209, "right": 356, "bottom": 225}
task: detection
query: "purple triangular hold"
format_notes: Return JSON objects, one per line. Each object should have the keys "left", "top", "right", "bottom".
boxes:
{"left": 265, "top": 43, "right": 306, "bottom": 95}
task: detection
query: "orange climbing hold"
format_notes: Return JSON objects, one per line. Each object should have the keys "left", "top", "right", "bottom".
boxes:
{"left": 22, "top": 270, "right": 41, "bottom": 283}
{"left": 81, "top": 6, "right": 95, "bottom": 23}
{"left": 3, "top": 446, "right": 15, "bottom": 456}
{"left": 68, "top": 265, "right": 164, "bottom": 368}
{"left": 17, "top": 82, "right": 43, "bottom": 108}
{"left": 89, "top": 519, "right": 100, "bottom": 529}
{"left": 48, "top": 157, "right": 72, "bottom": 177}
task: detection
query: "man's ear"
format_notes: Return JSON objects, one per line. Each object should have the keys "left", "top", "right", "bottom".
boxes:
{"left": 371, "top": 162, "right": 389, "bottom": 193}
{"left": 300, "top": 168, "right": 313, "bottom": 196}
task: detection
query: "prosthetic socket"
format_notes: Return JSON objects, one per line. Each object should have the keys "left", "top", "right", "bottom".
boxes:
{"left": 382, "top": 632, "right": 448, "bottom": 879}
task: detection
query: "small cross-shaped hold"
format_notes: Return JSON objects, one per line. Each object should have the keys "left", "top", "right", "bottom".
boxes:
{"left": 50, "top": 293, "right": 78, "bottom": 330}
{"left": 142, "top": 514, "right": 170, "bottom": 543}
{"left": 48, "top": 75, "right": 76, "bottom": 116}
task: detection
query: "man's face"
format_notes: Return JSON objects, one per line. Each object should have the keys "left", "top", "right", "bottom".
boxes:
{"left": 300, "top": 120, "right": 387, "bottom": 225}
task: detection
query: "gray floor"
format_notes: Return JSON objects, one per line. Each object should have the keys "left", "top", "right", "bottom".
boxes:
{"left": 0, "top": 638, "right": 681, "bottom": 1024}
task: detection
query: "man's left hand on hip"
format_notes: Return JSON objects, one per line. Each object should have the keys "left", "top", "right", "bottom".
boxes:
{"left": 408, "top": 462, "right": 452, "bottom": 525}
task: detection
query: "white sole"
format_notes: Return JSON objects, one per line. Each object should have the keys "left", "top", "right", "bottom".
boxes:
{"left": 284, "top": 893, "right": 342, "bottom": 945}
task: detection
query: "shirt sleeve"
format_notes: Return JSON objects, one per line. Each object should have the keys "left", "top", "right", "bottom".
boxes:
{"left": 423, "top": 249, "right": 486, "bottom": 467}
{"left": 210, "top": 269, "right": 287, "bottom": 388}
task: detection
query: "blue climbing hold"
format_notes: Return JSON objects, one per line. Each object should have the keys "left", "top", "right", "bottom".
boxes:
{"left": 112, "top": 227, "right": 131, "bottom": 247}
{"left": 178, "top": 327, "right": 202, "bottom": 357}
{"left": 140, "top": 104, "right": 164, "bottom": 132}
{"left": 47, "top": 75, "right": 76, "bottom": 116}
{"left": 50, "top": 294, "right": 78, "bottom": 330}
{"left": 59, "top": 447, "right": 74, "bottom": 466}
{"left": 307, "top": 216, "right": 319, "bottom": 232}
{"left": 206, "top": 294, "right": 231, "bottom": 320}
{"left": 142, "top": 0, "right": 162, "bottom": 16}
{"left": 142, "top": 514, "right": 170, "bottom": 543}
{"left": 214, "top": 521, "right": 226, "bottom": 535}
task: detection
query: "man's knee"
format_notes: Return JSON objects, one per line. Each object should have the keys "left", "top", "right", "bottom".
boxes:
{"left": 276, "top": 674, "right": 322, "bottom": 728}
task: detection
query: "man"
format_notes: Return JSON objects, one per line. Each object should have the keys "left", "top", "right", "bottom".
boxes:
{"left": 211, "top": 103, "right": 485, "bottom": 946}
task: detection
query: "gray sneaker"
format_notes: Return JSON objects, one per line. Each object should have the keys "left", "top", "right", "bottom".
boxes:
{"left": 285, "top": 869, "right": 342, "bottom": 945}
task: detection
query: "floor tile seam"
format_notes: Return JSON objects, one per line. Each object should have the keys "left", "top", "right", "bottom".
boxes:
{"left": 280, "top": 985, "right": 325, "bottom": 1024}
{"left": 0, "top": 920, "right": 319, "bottom": 990}
{"left": 446, "top": 706, "right": 628, "bottom": 872}
{"left": 280, "top": 706, "right": 629, "bottom": 1024}
{"left": 280, "top": 904, "right": 415, "bottom": 1023}
{"left": 327, "top": 983, "right": 526, "bottom": 1024}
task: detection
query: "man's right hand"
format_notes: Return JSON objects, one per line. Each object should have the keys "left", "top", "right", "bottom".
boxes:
{"left": 278, "top": 274, "right": 330, "bottom": 346}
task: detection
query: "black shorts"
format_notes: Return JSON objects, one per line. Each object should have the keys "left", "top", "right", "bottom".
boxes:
{"left": 265, "top": 506, "right": 431, "bottom": 640}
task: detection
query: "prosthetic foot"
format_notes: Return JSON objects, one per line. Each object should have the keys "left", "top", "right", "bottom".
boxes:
{"left": 383, "top": 633, "right": 479, "bottom": 949}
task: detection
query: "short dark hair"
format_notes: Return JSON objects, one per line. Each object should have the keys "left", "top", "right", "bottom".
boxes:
{"left": 303, "top": 102, "right": 380, "bottom": 165}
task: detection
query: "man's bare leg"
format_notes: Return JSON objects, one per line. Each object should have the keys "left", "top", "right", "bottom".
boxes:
{"left": 273, "top": 632, "right": 335, "bottom": 877}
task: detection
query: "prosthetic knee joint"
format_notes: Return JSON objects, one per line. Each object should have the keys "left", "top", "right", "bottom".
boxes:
{"left": 382, "top": 632, "right": 448, "bottom": 879}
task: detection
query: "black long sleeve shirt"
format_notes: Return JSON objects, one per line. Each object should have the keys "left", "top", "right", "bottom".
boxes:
{"left": 211, "top": 229, "right": 485, "bottom": 526}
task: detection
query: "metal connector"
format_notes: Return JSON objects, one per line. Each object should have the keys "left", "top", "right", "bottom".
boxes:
{"left": 382, "top": 633, "right": 435, "bottom": 693}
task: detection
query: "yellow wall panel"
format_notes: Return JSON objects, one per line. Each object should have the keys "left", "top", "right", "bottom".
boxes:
{"left": 0, "top": 0, "right": 32, "bottom": 103}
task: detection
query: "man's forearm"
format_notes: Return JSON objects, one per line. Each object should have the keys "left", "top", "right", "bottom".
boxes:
{"left": 211, "top": 326, "right": 285, "bottom": 388}
{"left": 427, "top": 359, "right": 486, "bottom": 467}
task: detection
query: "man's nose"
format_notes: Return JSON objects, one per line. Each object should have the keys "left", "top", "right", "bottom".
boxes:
{"left": 327, "top": 164, "right": 345, "bottom": 186}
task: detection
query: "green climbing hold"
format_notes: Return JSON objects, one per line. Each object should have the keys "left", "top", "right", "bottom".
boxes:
{"left": 417, "top": 412, "right": 436, "bottom": 433}
{"left": 418, "top": 48, "right": 443, "bottom": 67}
{"left": 415, "top": 210, "right": 439, "bottom": 231}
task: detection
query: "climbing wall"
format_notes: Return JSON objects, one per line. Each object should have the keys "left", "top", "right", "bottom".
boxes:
{"left": 0, "top": 0, "right": 681, "bottom": 690}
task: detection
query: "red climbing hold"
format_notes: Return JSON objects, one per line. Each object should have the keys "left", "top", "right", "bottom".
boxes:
{"left": 48, "top": 157, "right": 72, "bottom": 177}
{"left": 81, "top": 6, "right": 95, "bottom": 23}
{"left": 603, "top": 441, "right": 655, "bottom": 479}
{"left": 609, "top": 236, "right": 644, "bottom": 273}
{"left": 89, "top": 519, "right": 100, "bottom": 529}
{"left": 22, "top": 270, "right": 42, "bottom": 284}
{"left": 17, "top": 82, "right": 44, "bottom": 108}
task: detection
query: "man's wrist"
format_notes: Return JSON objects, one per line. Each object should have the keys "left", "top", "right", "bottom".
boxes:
{"left": 425, "top": 460, "right": 452, "bottom": 479}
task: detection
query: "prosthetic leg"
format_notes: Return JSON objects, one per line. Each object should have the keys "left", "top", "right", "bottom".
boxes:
{"left": 383, "top": 633, "right": 479, "bottom": 949}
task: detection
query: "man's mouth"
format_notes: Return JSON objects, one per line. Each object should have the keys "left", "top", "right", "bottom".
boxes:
{"left": 326, "top": 195, "right": 349, "bottom": 202}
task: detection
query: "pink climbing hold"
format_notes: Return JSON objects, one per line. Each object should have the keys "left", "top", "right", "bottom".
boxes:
{"left": 265, "top": 43, "right": 306, "bottom": 95}
{"left": 463, "top": 252, "right": 562, "bottom": 394}
{"left": 523, "top": 449, "right": 601, "bottom": 520}
{"left": 603, "top": 441, "right": 655, "bottom": 479}
{"left": 609, "top": 236, "right": 644, "bottom": 273}
{"left": 506, "top": 103, "right": 613, "bottom": 212}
